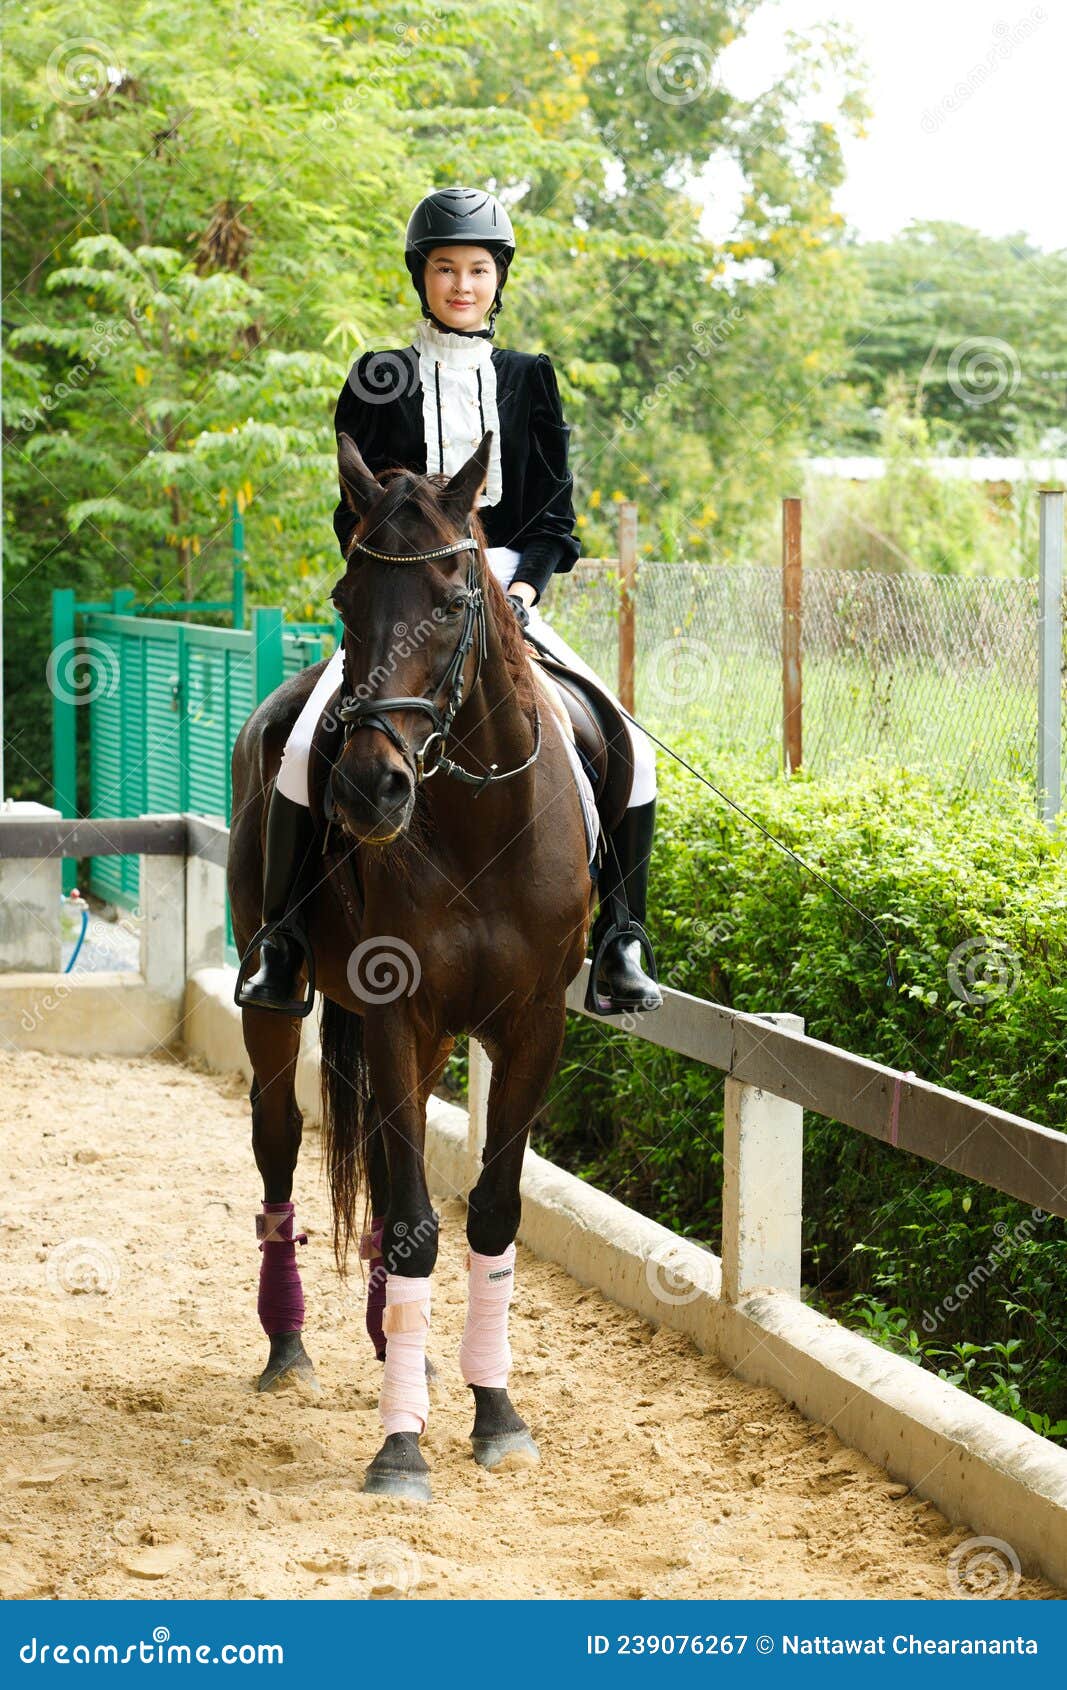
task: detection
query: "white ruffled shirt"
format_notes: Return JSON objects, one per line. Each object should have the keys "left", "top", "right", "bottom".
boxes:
{"left": 413, "top": 317, "right": 503, "bottom": 508}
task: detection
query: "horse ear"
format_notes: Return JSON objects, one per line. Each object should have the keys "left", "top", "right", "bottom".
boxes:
{"left": 440, "top": 430, "right": 492, "bottom": 522}
{"left": 337, "top": 432, "right": 380, "bottom": 515}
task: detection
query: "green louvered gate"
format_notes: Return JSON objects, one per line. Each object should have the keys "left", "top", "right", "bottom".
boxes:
{"left": 84, "top": 611, "right": 333, "bottom": 953}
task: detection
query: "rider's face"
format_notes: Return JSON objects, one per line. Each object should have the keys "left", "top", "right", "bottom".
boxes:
{"left": 423, "top": 246, "right": 498, "bottom": 331}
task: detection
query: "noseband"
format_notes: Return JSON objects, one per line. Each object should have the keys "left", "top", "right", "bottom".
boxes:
{"left": 333, "top": 526, "right": 542, "bottom": 796}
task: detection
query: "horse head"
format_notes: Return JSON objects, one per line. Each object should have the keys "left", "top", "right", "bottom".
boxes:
{"left": 327, "top": 429, "right": 495, "bottom": 845}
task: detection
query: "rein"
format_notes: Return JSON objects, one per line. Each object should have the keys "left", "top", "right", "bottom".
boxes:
{"left": 333, "top": 524, "right": 542, "bottom": 796}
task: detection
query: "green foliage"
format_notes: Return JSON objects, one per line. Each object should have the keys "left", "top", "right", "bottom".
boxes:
{"left": 2, "top": 0, "right": 868, "bottom": 800}
{"left": 537, "top": 745, "right": 1067, "bottom": 1436}
{"left": 835, "top": 220, "right": 1067, "bottom": 453}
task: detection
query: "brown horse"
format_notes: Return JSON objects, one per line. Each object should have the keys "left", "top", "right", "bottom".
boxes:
{"left": 226, "top": 431, "right": 591, "bottom": 1500}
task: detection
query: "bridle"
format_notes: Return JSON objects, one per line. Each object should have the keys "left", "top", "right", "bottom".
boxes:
{"left": 332, "top": 523, "right": 542, "bottom": 796}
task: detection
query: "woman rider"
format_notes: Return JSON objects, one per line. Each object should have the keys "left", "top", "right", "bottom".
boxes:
{"left": 236, "top": 186, "right": 662, "bottom": 1017}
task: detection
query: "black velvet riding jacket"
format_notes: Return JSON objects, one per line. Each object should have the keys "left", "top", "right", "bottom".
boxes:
{"left": 332, "top": 344, "right": 581, "bottom": 604}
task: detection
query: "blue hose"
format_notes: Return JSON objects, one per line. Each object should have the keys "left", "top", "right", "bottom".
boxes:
{"left": 64, "top": 903, "right": 89, "bottom": 972}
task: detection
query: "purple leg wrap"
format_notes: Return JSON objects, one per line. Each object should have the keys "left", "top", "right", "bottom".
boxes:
{"left": 360, "top": 1216, "right": 387, "bottom": 1360}
{"left": 256, "top": 1200, "right": 308, "bottom": 1336}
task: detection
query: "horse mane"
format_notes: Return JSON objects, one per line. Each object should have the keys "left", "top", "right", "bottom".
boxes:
{"left": 351, "top": 469, "right": 537, "bottom": 720}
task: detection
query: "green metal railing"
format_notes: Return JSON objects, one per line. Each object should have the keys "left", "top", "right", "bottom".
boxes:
{"left": 50, "top": 562, "right": 344, "bottom": 907}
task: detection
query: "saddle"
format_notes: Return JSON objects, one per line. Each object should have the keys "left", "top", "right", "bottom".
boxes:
{"left": 305, "top": 639, "right": 634, "bottom": 917}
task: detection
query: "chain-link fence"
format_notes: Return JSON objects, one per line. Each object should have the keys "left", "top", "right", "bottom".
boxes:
{"left": 544, "top": 560, "right": 1060, "bottom": 789}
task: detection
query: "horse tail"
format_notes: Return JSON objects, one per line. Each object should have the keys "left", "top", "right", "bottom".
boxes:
{"left": 319, "top": 997, "right": 371, "bottom": 1277}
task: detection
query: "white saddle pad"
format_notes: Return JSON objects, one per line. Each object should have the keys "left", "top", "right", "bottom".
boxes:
{"left": 531, "top": 665, "right": 600, "bottom": 866}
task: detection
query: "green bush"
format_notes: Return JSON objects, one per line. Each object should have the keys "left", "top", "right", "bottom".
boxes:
{"left": 535, "top": 744, "right": 1067, "bottom": 1439}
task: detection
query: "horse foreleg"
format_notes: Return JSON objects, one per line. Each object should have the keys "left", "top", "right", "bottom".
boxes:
{"left": 462, "top": 1004, "right": 567, "bottom": 1472}
{"left": 244, "top": 1007, "right": 319, "bottom": 1395}
{"left": 358, "top": 1016, "right": 450, "bottom": 1503}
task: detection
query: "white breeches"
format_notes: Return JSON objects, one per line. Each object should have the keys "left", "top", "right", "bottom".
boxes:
{"left": 275, "top": 546, "right": 658, "bottom": 809}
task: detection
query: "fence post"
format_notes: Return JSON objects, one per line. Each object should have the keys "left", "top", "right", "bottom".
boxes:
{"left": 139, "top": 832, "right": 187, "bottom": 1006}
{"left": 252, "top": 607, "right": 285, "bottom": 705}
{"left": 185, "top": 831, "right": 227, "bottom": 977}
{"left": 232, "top": 497, "right": 246, "bottom": 629}
{"left": 617, "top": 501, "right": 637, "bottom": 715}
{"left": 721, "top": 1011, "right": 805, "bottom": 1302}
{"left": 467, "top": 1037, "right": 492, "bottom": 1187}
{"left": 1038, "top": 489, "right": 1064, "bottom": 825}
{"left": 50, "top": 588, "right": 79, "bottom": 894}
{"left": 782, "top": 497, "right": 803, "bottom": 775}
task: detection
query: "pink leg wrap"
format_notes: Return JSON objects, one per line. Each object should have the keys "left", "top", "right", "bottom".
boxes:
{"left": 256, "top": 1201, "right": 308, "bottom": 1336}
{"left": 359, "top": 1216, "right": 387, "bottom": 1360}
{"left": 379, "top": 1274, "right": 431, "bottom": 1436}
{"left": 459, "top": 1243, "right": 516, "bottom": 1388}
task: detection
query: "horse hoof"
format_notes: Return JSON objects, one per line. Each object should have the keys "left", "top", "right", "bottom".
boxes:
{"left": 470, "top": 1428, "right": 541, "bottom": 1472}
{"left": 362, "top": 1432, "right": 431, "bottom": 1503}
{"left": 257, "top": 1332, "right": 320, "bottom": 1394}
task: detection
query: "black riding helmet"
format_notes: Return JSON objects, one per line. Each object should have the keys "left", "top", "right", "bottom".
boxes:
{"left": 404, "top": 186, "right": 516, "bottom": 336}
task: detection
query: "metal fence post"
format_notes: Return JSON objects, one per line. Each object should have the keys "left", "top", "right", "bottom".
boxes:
{"left": 1038, "top": 489, "right": 1064, "bottom": 825}
{"left": 252, "top": 607, "right": 285, "bottom": 705}
{"left": 50, "top": 588, "right": 79, "bottom": 894}
{"left": 782, "top": 497, "right": 803, "bottom": 775}
{"left": 617, "top": 502, "right": 637, "bottom": 715}
{"left": 232, "top": 497, "right": 246, "bottom": 629}
{"left": 722, "top": 1011, "right": 805, "bottom": 1302}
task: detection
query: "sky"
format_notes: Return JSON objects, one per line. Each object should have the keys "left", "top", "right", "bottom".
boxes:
{"left": 697, "top": 0, "right": 1064, "bottom": 251}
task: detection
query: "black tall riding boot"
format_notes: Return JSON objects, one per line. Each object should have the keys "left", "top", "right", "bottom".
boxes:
{"left": 234, "top": 787, "right": 319, "bottom": 1016}
{"left": 586, "top": 797, "right": 663, "bottom": 1015}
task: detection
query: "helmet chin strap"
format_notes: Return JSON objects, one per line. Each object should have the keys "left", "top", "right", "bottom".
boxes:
{"left": 424, "top": 306, "right": 495, "bottom": 340}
